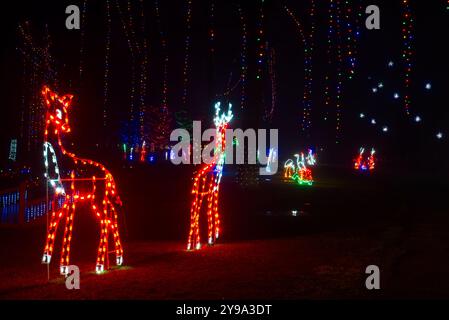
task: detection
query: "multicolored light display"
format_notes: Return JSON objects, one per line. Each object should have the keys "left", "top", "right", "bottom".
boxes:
{"left": 401, "top": 0, "right": 414, "bottom": 116}
{"left": 354, "top": 147, "right": 375, "bottom": 171}
{"left": 187, "top": 102, "right": 233, "bottom": 251}
{"left": 284, "top": 152, "right": 314, "bottom": 186}
{"left": 41, "top": 86, "right": 124, "bottom": 275}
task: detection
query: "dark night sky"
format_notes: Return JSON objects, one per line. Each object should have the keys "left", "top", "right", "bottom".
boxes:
{"left": 1, "top": 0, "right": 448, "bottom": 168}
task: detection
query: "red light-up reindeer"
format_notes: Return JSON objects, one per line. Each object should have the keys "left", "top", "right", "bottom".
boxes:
{"left": 41, "top": 86, "right": 123, "bottom": 275}
{"left": 187, "top": 102, "right": 233, "bottom": 250}
{"left": 354, "top": 147, "right": 376, "bottom": 171}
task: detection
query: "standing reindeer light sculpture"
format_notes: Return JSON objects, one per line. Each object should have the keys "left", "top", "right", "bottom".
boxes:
{"left": 187, "top": 102, "right": 233, "bottom": 250}
{"left": 41, "top": 86, "right": 124, "bottom": 275}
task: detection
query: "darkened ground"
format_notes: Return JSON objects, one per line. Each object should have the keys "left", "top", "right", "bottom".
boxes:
{"left": 0, "top": 164, "right": 449, "bottom": 299}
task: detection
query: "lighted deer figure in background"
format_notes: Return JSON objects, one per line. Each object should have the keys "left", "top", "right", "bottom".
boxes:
{"left": 41, "top": 86, "right": 123, "bottom": 275}
{"left": 187, "top": 102, "right": 233, "bottom": 250}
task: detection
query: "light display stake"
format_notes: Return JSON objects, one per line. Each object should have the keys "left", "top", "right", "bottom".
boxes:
{"left": 41, "top": 86, "right": 124, "bottom": 275}
{"left": 354, "top": 147, "right": 376, "bottom": 171}
{"left": 187, "top": 102, "right": 233, "bottom": 251}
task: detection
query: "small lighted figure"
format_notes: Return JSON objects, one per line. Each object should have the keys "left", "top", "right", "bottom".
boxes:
{"left": 284, "top": 159, "right": 295, "bottom": 179}
{"left": 305, "top": 149, "right": 317, "bottom": 166}
{"left": 292, "top": 153, "right": 313, "bottom": 186}
{"left": 41, "top": 86, "right": 124, "bottom": 275}
{"left": 284, "top": 149, "right": 315, "bottom": 186}
{"left": 187, "top": 102, "right": 233, "bottom": 251}
{"left": 354, "top": 147, "right": 376, "bottom": 172}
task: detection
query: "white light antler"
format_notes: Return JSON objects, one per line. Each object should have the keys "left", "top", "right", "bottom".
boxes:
{"left": 214, "top": 102, "right": 233, "bottom": 127}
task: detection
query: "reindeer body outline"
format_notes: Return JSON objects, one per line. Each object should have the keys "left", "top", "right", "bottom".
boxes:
{"left": 187, "top": 102, "right": 232, "bottom": 250}
{"left": 41, "top": 86, "right": 123, "bottom": 275}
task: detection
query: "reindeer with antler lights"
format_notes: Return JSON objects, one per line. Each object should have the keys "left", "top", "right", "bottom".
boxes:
{"left": 41, "top": 86, "right": 124, "bottom": 275}
{"left": 187, "top": 102, "right": 233, "bottom": 250}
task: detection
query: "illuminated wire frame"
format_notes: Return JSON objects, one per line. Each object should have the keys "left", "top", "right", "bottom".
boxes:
{"left": 354, "top": 147, "right": 376, "bottom": 171}
{"left": 284, "top": 152, "right": 314, "bottom": 186}
{"left": 305, "top": 148, "right": 317, "bottom": 166}
{"left": 187, "top": 102, "right": 233, "bottom": 251}
{"left": 41, "top": 86, "right": 124, "bottom": 275}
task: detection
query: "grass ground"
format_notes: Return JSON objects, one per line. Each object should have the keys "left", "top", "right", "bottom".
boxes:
{"left": 0, "top": 165, "right": 448, "bottom": 299}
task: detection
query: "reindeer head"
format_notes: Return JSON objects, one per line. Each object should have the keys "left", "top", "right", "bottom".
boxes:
{"left": 42, "top": 86, "right": 74, "bottom": 137}
{"left": 213, "top": 102, "right": 233, "bottom": 154}
{"left": 213, "top": 102, "right": 233, "bottom": 131}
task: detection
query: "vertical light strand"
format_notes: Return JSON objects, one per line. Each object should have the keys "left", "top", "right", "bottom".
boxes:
{"left": 267, "top": 47, "right": 276, "bottom": 122}
{"left": 401, "top": 0, "right": 414, "bottom": 116}
{"left": 115, "top": 0, "right": 138, "bottom": 146}
{"left": 284, "top": 5, "right": 313, "bottom": 131}
{"left": 182, "top": 0, "right": 193, "bottom": 108}
{"left": 334, "top": 0, "right": 344, "bottom": 142}
{"left": 138, "top": 0, "right": 148, "bottom": 146}
{"left": 256, "top": 0, "right": 265, "bottom": 81}
{"left": 79, "top": 0, "right": 88, "bottom": 79}
{"left": 305, "top": 0, "right": 316, "bottom": 131}
{"left": 154, "top": 0, "right": 168, "bottom": 113}
{"left": 208, "top": 1, "right": 215, "bottom": 55}
{"left": 323, "top": 0, "right": 335, "bottom": 125}
{"left": 238, "top": 4, "right": 248, "bottom": 110}
{"left": 103, "top": 0, "right": 111, "bottom": 128}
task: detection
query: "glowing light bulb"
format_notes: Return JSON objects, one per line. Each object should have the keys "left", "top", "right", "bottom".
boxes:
{"left": 388, "top": 61, "right": 394, "bottom": 67}
{"left": 359, "top": 113, "right": 365, "bottom": 118}
{"left": 425, "top": 83, "right": 432, "bottom": 90}
{"left": 394, "top": 93, "right": 400, "bottom": 99}
{"left": 372, "top": 88, "right": 378, "bottom": 93}
{"left": 371, "top": 119, "right": 376, "bottom": 125}
{"left": 382, "top": 126, "right": 388, "bottom": 132}
{"left": 436, "top": 132, "right": 443, "bottom": 139}
{"left": 414, "top": 116, "right": 421, "bottom": 123}
{"left": 378, "top": 82, "right": 384, "bottom": 88}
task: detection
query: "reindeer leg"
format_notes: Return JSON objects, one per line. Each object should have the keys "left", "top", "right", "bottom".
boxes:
{"left": 194, "top": 176, "right": 207, "bottom": 250}
{"left": 108, "top": 200, "right": 123, "bottom": 266}
{"left": 213, "top": 183, "right": 221, "bottom": 241}
{"left": 42, "top": 199, "right": 69, "bottom": 265}
{"left": 206, "top": 174, "right": 215, "bottom": 245}
{"left": 187, "top": 175, "right": 201, "bottom": 250}
{"left": 60, "top": 203, "right": 75, "bottom": 275}
{"left": 95, "top": 198, "right": 109, "bottom": 273}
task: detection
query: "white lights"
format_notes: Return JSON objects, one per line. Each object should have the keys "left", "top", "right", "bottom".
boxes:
{"left": 394, "top": 93, "right": 400, "bottom": 99}
{"left": 382, "top": 126, "right": 388, "bottom": 132}
{"left": 359, "top": 113, "right": 365, "bottom": 118}
{"left": 388, "top": 61, "right": 394, "bottom": 67}
{"left": 436, "top": 132, "right": 443, "bottom": 139}
{"left": 372, "top": 87, "right": 378, "bottom": 93}
{"left": 414, "top": 115, "right": 421, "bottom": 123}
{"left": 425, "top": 82, "right": 432, "bottom": 90}
{"left": 371, "top": 119, "right": 376, "bottom": 125}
